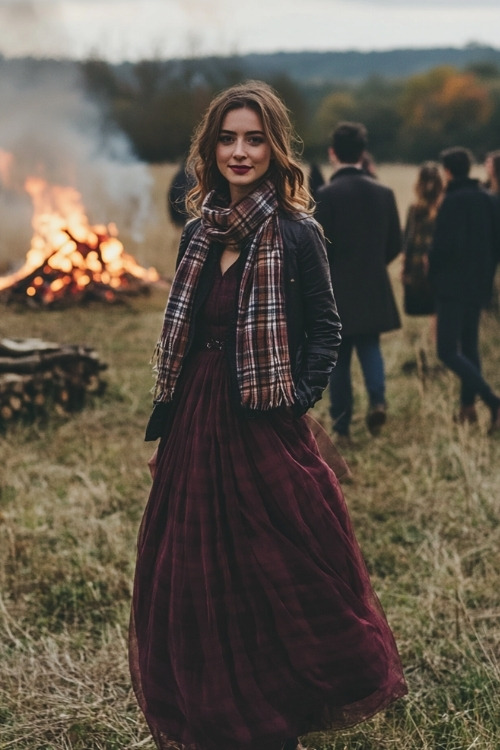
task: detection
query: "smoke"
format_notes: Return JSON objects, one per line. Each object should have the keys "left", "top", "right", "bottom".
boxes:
{"left": 0, "top": 1, "right": 68, "bottom": 59}
{"left": 0, "top": 0, "right": 229, "bottom": 62}
{"left": 0, "top": 59, "right": 153, "bottom": 268}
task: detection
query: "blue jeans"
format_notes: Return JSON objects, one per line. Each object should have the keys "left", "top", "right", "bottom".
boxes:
{"left": 329, "top": 334, "right": 386, "bottom": 435}
{"left": 436, "top": 298, "right": 500, "bottom": 412}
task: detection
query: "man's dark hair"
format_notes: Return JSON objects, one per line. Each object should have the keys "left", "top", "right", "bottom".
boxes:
{"left": 331, "top": 122, "right": 368, "bottom": 164}
{"left": 440, "top": 147, "right": 473, "bottom": 179}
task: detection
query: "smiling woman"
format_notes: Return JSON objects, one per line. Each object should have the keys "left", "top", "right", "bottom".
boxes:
{"left": 128, "top": 80, "right": 407, "bottom": 750}
{"left": 215, "top": 108, "right": 272, "bottom": 204}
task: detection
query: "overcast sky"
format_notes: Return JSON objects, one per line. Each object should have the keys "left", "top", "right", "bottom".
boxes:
{"left": 0, "top": 0, "right": 499, "bottom": 61}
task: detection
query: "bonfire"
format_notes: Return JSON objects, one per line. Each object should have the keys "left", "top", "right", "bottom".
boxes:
{"left": 0, "top": 172, "right": 159, "bottom": 306}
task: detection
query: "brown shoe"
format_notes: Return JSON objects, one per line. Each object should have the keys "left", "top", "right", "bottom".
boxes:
{"left": 366, "top": 404, "right": 386, "bottom": 435}
{"left": 456, "top": 405, "right": 478, "bottom": 425}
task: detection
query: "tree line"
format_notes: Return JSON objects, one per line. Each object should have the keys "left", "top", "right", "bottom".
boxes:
{"left": 79, "top": 55, "right": 500, "bottom": 165}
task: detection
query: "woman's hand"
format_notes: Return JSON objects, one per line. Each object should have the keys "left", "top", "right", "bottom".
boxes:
{"left": 148, "top": 446, "right": 158, "bottom": 479}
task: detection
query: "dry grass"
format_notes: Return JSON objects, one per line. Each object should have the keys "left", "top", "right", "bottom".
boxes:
{"left": 1, "top": 164, "right": 499, "bottom": 749}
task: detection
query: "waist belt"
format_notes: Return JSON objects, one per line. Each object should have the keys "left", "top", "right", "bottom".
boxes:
{"left": 204, "top": 337, "right": 225, "bottom": 351}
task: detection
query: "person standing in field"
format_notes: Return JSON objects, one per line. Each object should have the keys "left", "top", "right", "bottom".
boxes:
{"left": 484, "top": 150, "right": 500, "bottom": 311}
{"left": 429, "top": 146, "right": 500, "bottom": 429}
{"left": 484, "top": 149, "right": 500, "bottom": 192}
{"left": 315, "top": 122, "right": 402, "bottom": 440}
{"left": 167, "top": 159, "right": 194, "bottom": 227}
{"left": 307, "top": 161, "right": 325, "bottom": 203}
{"left": 129, "top": 81, "right": 407, "bottom": 750}
{"left": 484, "top": 150, "right": 500, "bottom": 211}
{"left": 402, "top": 161, "right": 443, "bottom": 319}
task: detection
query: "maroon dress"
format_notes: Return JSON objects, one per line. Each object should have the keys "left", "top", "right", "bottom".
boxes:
{"left": 130, "top": 261, "right": 407, "bottom": 750}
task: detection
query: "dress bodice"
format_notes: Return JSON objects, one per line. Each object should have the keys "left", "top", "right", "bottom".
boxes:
{"left": 197, "top": 262, "right": 238, "bottom": 345}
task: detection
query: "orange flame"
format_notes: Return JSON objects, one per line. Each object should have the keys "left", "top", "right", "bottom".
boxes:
{"left": 0, "top": 148, "right": 14, "bottom": 187}
{"left": 0, "top": 172, "right": 159, "bottom": 298}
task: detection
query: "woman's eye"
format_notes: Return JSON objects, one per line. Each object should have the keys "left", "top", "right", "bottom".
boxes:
{"left": 218, "top": 135, "right": 234, "bottom": 144}
{"left": 248, "top": 136, "right": 264, "bottom": 145}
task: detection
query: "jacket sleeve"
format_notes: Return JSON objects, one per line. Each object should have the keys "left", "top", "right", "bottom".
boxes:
{"left": 175, "top": 218, "right": 201, "bottom": 269}
{"left": 402, "top": 205, "right": 414, "bottom": 276}
{"left": 492, "top": 194, "right": 500, "bottom": 265}
{"left": 292, "top": 219, "right": 342, "bottom": 415}
{"left": 386, "top": 189, "right": 402, "bottom": 264}
{"left": 314, "top": 187, "right": 335, "bottom": 263}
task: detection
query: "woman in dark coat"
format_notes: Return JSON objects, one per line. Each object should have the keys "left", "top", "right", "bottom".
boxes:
{"left": 484, "top": 150, "right": 500, "bottom": 312}
{"left": 129, "top": 81, "right": 407, "bottom": 750}
{"left": 402, "top": 161, "right": 443, "bottom": 317}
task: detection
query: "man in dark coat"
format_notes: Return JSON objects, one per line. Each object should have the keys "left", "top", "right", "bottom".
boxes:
{"left": 315, "top": 122, "right": 401, "bottom": 438}
{"left": 429, "top": 146, "right": 500, "bottom": 431}
{"left": 167, "top": 160, "right": 194, "bottom": 227}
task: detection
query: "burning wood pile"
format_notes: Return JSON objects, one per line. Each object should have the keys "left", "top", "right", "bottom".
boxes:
{"left": 0, "top": 338, "right": 107, "bottom": 426}
{"left": 0, "top": 173, "right": 159, "bottom": 307}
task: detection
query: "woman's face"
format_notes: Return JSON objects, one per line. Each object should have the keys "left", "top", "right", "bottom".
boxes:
{"left": 216, "top": 107, "right": 272, "bottom": 203}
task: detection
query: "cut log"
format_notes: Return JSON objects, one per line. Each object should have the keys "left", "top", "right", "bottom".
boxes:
{"left": 0, "top": 337, "right": 107, "bottom": 427}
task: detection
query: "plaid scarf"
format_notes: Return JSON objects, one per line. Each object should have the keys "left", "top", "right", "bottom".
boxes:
{"left": 152, "top": 179, "right": 296, "bottom": 410}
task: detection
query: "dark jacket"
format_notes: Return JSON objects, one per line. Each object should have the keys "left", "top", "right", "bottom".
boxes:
{"left": 145, "top": 213, "right": 342, "bottom": 441}
{"left": 315, "top": 166, "right": 401, "bottom": 337}
{"left": 167, "top": 162, "right": 194, "bottom": 227}
{"left": 429, "top": 177, "right": 500, "bottom": 305}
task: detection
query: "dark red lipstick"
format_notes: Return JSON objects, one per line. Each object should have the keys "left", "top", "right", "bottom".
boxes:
{"left": 229, "top": 165, "right": 251, "bottom": 174}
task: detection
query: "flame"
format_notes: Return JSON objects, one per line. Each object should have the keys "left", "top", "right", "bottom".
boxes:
{"left": 0, "top": 171, "right": 159, "bottom": 300}
{"left": 0, "top": 148, "right": 14, "bottom": 187}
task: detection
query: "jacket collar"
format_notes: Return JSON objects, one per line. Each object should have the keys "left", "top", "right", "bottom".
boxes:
{"left": 446, "top": 177, "right": 481, "bottom": 193}
{"left": 330, "top": 165, "right": 365, "bottom": 181}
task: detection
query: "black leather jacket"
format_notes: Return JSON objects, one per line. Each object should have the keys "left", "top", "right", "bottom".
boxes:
{"left": 145, "top": 213, "right": 342, "bottom": 440}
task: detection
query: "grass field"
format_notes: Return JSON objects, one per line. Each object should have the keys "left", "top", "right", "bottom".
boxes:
{"left": 1, "top": 163, "right": 499, "bottom": 749}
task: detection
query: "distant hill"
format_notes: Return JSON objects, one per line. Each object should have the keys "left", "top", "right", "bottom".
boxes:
{"left": 3, "top": 45, "right": 500, "bottom": 163}
{"left": 2, "top": 45, "right": 499, "bottom": 86}
{"left": 234, "top": 45, "right": 500, "bottom": 83}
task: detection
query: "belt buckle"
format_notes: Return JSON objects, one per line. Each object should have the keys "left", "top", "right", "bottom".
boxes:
{"left": 206, "top": 338, "right": 224, "bottom": 350}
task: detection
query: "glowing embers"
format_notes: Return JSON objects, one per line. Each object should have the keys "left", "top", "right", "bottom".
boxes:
{"left": 0, "top": 174, "right": 159, "bottom": 306}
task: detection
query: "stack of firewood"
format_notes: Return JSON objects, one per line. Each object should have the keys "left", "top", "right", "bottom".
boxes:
{"left": 0, "top": 338, "right": 107, "bottom": 426}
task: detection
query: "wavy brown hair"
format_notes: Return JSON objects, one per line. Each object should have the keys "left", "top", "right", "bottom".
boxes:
{"left": 185, "top": 80, "right": 311, "bottom": 215}
{"left": 414, "top": 161, "right": 444, "bottom": 216}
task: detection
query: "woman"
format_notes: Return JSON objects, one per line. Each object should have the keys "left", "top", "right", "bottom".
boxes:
{"left": 485, "top": 150, "right": 500, "bottom": 313}
{"left": 484, "top": 149, "right": 500, "bottom": 192}
{"left": 402, "top": 161, "right": 443, "bottom": 317}
{"left": 130, "top": 81, "right": 407, "bottom": 750}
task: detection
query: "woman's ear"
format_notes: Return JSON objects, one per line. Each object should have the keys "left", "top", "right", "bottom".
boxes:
{"left": 328, "top": 147, "right": 337, "bottom": 166}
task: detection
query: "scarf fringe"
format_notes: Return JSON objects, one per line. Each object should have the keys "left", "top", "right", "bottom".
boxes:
{"left": 150, "top": 343, "right": 173, "bottom": 403}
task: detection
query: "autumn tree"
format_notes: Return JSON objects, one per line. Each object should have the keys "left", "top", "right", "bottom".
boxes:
{"left": 398, "top": 66, "right": 493, "bottom": 161}
{"left": 80, "top": 58, "right": 500, "bottom": 165}
{"left": 309, "top": 77, "right": 403, "bottom": 161}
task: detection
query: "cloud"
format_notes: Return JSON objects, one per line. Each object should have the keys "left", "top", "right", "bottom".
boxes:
{"left": 0, "top": 0, "right": 499, "bottom": 61}
{"left": 0, "top": 0, "right": 229, "bottom": 60}
{"left": 323, "top": 0, "right": 499, "bottom": 4}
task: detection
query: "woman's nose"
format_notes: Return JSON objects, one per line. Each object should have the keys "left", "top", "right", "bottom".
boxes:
{"left": 232, "top": 138, "right": 246, "bottom": 158}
